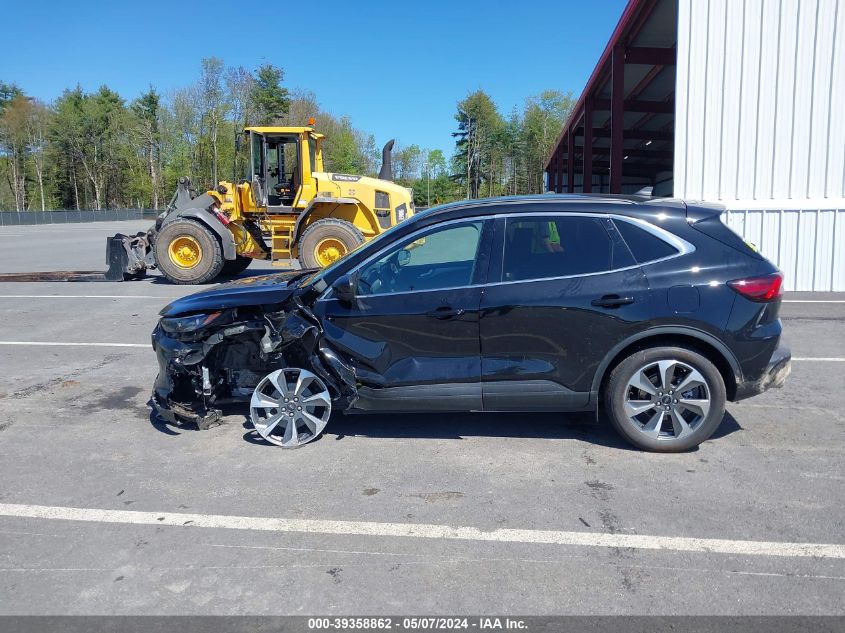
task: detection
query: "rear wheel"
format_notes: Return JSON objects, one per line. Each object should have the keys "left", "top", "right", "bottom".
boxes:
{"left": 154, "top": 219, "right": 224, "bottom": 285}
{"left": 220, "top": 255, "right": 252, "bottom": 277}
{"left": 604, "top": 346, "right": 726, "bottom": 452}
{"left": 298, "top": 219, "right": 365, "bottom": 269}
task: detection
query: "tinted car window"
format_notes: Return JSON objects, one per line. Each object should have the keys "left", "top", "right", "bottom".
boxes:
{"left": 357, "top": 221, "right": 483, "bottom": 295}
{"left": 613, "top": 219, "right": 679, "bottom": 263}
{"left": 502, "top": 216, "right": 634, "bottom": 281}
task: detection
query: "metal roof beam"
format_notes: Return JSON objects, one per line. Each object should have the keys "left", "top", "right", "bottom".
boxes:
{"left": 593, "top": 98, "right": 674, "bottom": 113}
{"left": 625, "top": 47, "right": 676, "bottom": 65}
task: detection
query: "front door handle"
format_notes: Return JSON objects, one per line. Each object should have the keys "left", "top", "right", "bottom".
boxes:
{"left": 591, "top": 294, "right": 635, "bottom": 308}
{"left": 427, "top": 306, "right": 465, "bottom": 320}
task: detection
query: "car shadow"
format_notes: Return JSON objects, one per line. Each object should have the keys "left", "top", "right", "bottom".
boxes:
{"left": 149, "top": 401, "right": 744, "bottom": 451}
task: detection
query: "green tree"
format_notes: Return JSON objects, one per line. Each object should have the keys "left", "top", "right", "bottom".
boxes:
{"left": 522, "top": 90, "right": 574, "bottom": 193}
{"left": 252, "top": 63, "right": 290, "bottom": 125}
{"left": 394, "top": 143, "right": 422, "bottom": 183}
{"left": 131, "top": 87, "right": 162, "bottom": 207}
{"left": 0, "top": 95, "right": 31, "bottom": 210}
{"left": 51, "top": 86, "right": 129, "bottom": 209}
{"left": 452, "top": 90, "right": 503, "bottom": 199}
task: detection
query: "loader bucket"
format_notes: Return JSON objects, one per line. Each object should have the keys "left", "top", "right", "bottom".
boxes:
{"left": 105, "top": 233, "right": 150, "bottom": 281}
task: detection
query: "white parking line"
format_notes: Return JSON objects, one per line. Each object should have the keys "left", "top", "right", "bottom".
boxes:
{"left": 0, "top": 341, "right": 148, "bottom": 348}
{"left": 782, "top": 300, "right": 845, "bottom": 303}
{"left": 0, "top": 340, "right": 841, "bottom": 361}
{"left": 0, "top": 503, "right": 842, "bottom": 559}
{"left": 0, "top": 295, "right": 169, "bottom": 299}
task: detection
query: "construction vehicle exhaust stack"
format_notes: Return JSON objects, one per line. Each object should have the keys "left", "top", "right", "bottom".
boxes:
{"left": 106, "top": 126, "right": 415, "bottom": 284}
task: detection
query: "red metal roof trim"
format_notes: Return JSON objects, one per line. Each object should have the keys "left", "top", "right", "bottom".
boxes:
{"left": 544, "top": 0, "right": 649, "bottom": 170}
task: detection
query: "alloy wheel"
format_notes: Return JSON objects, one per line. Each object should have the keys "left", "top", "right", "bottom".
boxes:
{"left": 623, "top": 359, "right": 711, "bottom": 441}
{"left": 250, "top": 368, "right": 332, "bottom": 447}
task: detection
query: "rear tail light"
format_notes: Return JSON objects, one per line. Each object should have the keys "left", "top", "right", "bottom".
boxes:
{"left": 727, "top": 272, "right": 783, "bottom": 302}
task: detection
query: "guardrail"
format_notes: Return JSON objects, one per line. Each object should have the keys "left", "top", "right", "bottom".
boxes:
{"left": 0, "top": 209, "right": 161, "bottom": 226}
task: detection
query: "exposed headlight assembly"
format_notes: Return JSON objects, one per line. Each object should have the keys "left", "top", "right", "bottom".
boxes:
{"left": 160, "top": 312, "right": 223, "bottom": 334}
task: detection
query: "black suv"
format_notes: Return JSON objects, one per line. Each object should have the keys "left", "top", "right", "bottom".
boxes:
{"left": 151, "top": 194, "right": 790, "bottom": 452}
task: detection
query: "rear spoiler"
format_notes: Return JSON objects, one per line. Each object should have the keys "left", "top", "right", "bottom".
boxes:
{"left": 683, "top": 201, "right": 764, "bottom": 260}
{"left": 684, "top": 201, "right": 727, "bottom": 223}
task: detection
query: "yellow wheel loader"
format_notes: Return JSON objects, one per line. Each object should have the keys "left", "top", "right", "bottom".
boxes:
{"left": 107, "top": 126, "right": 415, "bottom": 284}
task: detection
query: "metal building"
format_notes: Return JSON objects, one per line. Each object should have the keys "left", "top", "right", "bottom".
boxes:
{"left": 544, "top": 0, "right": 845, "bottom": 290}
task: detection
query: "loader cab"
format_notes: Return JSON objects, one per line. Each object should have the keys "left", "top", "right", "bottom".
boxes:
{"left": 247, "top": 127, "right": 322, "bottom": 214}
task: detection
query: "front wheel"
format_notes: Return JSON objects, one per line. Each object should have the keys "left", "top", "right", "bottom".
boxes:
{"left": 604, "top": 346, "right": 726, "bottom": 452}
{"left": 298, "top": 219, "right": 365, "bottom": 269}
{"left": 154, "top": 219, "right": 224, "bottom": 284}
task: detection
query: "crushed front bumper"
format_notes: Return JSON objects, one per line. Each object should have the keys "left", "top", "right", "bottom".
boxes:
{"left": 735, "top": 342, "right": 791, "bottom": 401}
{"left": 150, "top": 327, "right": 222, "bottom": 430}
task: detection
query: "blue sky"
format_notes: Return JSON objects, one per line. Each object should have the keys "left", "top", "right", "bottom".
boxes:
{"left": 2, "top": 0, "right": 628, "bottom": 156}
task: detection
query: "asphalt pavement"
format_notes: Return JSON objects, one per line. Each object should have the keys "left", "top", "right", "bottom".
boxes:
{"left": 0, "top": 220, "right": 843, "bottom": 615}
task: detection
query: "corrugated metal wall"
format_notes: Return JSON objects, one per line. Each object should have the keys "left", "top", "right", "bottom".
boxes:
{"left": 722, "top": 208, "right": 845, "bottom": 291}
{"left": 675, "top": 0, "right": 845, "bottom": 203}
{"left": 676, "top": 0, "right": 845, "bottom": 291}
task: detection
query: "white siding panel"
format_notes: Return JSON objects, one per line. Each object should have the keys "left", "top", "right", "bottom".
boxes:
{"left": 720, "top": 4, "right": 745, "bottom": 199}
{"left": 809, "top": 1, "right": 837, "bottom": 197}
{"left": 722, "top": 208, "right": 845, "bottom": 290}
{"left": 677, "top": 0, "right": 845, "bottom": 204}
{"left": 684, "top": 0, "right": 710, "bottom": 199}
{"left": 753, "top": 0, "right": 781, "bottom": 199}
{"left": 789, "top": 0, "right": 818, "bottom": 199}
{"left": 826, "top": 2, "right": 845, "bottom": 198}
{"left": 772, "top": 0, "right": 799, "bottom": 200}
{"left": 702, "top": 0, "right": 727, "bottom": 200}
{"left": 736, "top": 0, "right": 764, "bottom": 200}
{"left": 673, "top": 0, "right": 692, "bottom": 198}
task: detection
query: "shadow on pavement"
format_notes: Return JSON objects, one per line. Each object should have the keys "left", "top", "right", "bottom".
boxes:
{"left": 149, "top": 401, "right": 744, "bottom": 452}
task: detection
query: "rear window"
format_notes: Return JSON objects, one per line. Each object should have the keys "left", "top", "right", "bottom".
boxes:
{"left": 614, "top": 219, "right": 679, "bottom": 263}
{"left": 502, "top": 216, "right": 635, "bottom": 281}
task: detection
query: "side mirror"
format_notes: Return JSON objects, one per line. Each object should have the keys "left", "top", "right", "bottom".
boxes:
{"left": 331, "top": 273, "right": 356, "bottom": 304}
{"left": 397, "top": 248, "right": 411, "bottom": 267}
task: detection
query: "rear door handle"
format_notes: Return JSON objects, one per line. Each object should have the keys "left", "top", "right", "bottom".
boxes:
{"left": 591, "top": 294, "right": 635, "bottom": 308}
{"left": 426, "top": 306, "right": 465, "bottom": 320}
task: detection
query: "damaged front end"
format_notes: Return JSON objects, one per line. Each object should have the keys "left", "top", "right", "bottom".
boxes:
{"left": 150, "top": 275, "right": 357, "bottom": 441}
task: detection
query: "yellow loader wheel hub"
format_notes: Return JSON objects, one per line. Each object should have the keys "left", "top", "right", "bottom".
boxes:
{"left": 168, "top": 236, "right": 203, "bottom": 269}
{"left": 314, "top": 238, "right": 347, "bottom": 267}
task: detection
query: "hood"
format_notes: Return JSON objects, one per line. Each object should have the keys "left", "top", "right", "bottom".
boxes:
{"left": 159, "top": 270, "right": 315, "bottom": 316}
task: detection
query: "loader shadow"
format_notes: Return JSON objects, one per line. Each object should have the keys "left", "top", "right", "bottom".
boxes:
{"left": 238, "top": 409, "right": 743, "bottom": 451}
{"left": 148, "top": 267, "right": 298, "bottom": 286}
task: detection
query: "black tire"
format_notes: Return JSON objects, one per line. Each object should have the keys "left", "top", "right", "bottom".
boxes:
{"left": 604, "top": 346, "right": 726, "bottom": 452}
{"left": 298, "top": 219, "right": 365, "bottom": 269}
{"left": 220, "top": 255, "right": 252, "bottom": 277}
{"left": 154, "top": 219, "right": 225, "bottom": 285}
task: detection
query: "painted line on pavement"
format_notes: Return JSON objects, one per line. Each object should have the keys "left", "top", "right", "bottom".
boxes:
{"left": 0, "top": 340, "right": 842, "bottom": 361}
{"left": 0, "top": 503, "right": 842, "bottom": 559}
{"left": 782, "top": 300, "right": 845, "bottom": 303}
{"left": 0, "top": 295, "right": 170, "bottom": 299}
{"left": 0, "top": 341, "right": 147, "bottom": 348}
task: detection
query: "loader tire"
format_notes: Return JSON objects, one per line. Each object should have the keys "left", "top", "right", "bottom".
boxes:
{"left": 221, "top": 255, "right": 252, "bottom": 277}
{"left": 154, "top": 219, "right": 225, "bottom": 285}
{"left": 299, "top": 219, "right": 365, "bottom": 269}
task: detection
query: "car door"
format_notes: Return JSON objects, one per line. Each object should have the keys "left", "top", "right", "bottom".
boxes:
{"left": 314, "top": 218, "right": 493, "bottom": 412}
{"left": 479, "top": 213, "right": 650, "bottom": 411}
